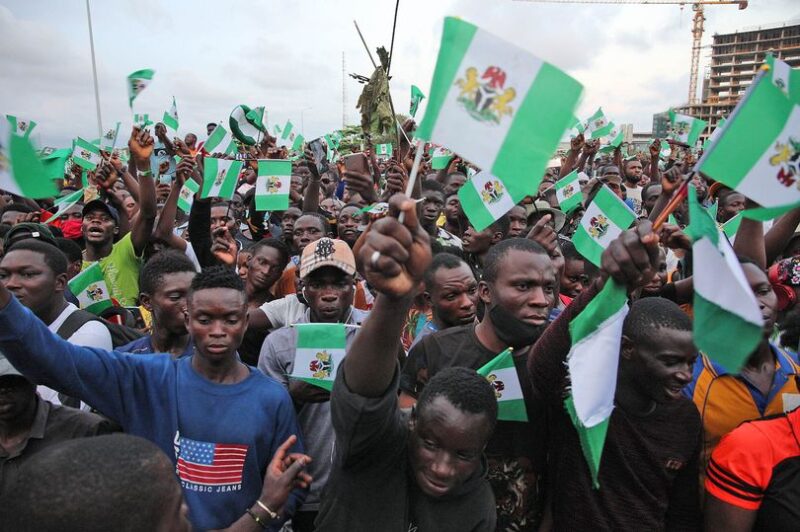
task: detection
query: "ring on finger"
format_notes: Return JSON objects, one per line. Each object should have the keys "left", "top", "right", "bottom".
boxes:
{"left": 370, "top": 250, "right": 381, "bottom": 269}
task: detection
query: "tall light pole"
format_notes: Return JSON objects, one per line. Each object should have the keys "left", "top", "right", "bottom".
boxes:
{"left": 85, "top": 0, "right": 103, "bottom": 139}
{"left": 300, "top": 107, "right": 312, "bottom": 136}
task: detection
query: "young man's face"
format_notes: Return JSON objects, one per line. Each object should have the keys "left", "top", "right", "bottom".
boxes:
{"left": 560, "top": 258, "right": 588, "bottom": 299}
{"left": 444, "top": 195, "right": 462, "bottom": 225}
{"left": 293, "top": 215, "right": 325, "bottom": 253}
{"left": 480, "top": 250, "right": 556, "bottom": 326}
{"left": 719, "top": 193, "right": 746, "bottom": 223}
{"left": 82, "top": 208, "right": 117, "bottom": 246}
{"left": 443, "top": 173, "right": 466, "bottom": 196}
{"left": 186, "top": 287, "right": 248, "bottom": 362}
{"left": 409, "top": 396, "right": 491, "bottom": 498}
{"left": 643, "top": 185, "right": 662, "bottom": 216}
{"left": 210, "top": 205, "right": 236, "bottom": 235}
{"left": 142, "top": 271, "right": 195, "bottom": 336}
{"left": 461, "top": 225, "right": 497, "bottom": 255}
{"left": 506, "top": 205, "right": 528, "bottom": 238}
{"left": 0, "top": 375, "right": 36, "bottom": 422}
{"left": 337, "top": 206, "right": 362, "bottom": 247}
{"left": 302, "top": 267, "right": 354, "bottom": 323}
{"left": 206, "top": 124, "right": 217, "bottom": 136}
{"left": 280, "top": 208, "right": 302, "bottom": 241}
{"left": 625, "top": 161, "right": 643, "bottom": 183}
{"left": 0, "top": 249, "right": 65, "bottom": 319}
{"left": 742, "top": 262, "right": 778, "bottom": 337}
{"left": 622, "top": 327, "right": 695, "bottom": 403}
{"left": 247, "top": 246, "right": 284, "bottom": 292}
{"left": 428, "top": 263, "right": 478, "bottom": 328}
{"left": 420, "top": 190, "right": 445, "bottom": 229}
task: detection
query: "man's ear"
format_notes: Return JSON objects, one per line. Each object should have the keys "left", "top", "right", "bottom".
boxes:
{"left": 478, "top": 280, "right": 493, "bottom": 306}
{"left": 140, "top": 293, "right": 153, "bottom": 313}
{"left": 423, "top": 290, "right": 432, "bottom": 305}
{"left": 408, "top": 406, "right": 417, "bottom": 432}
{"left": 491, "top": 230, "right": 504, "bottom": 245}
{"left": 620, "top": 335, "right": 635, "bottom": 361}
{"left": 54, "top": 272, "right": 68, "bottom": 294}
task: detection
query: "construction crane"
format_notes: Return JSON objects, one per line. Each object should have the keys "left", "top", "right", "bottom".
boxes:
{"left": 513, "top": 0, "right": 748, "bottom": 104}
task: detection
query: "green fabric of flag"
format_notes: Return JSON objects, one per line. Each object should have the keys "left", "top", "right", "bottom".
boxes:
{"left": 697, "top": 72, "right": 800, "bottom": 218}
{"left": 127, "top": 69, "right": 155, "bottom": 108}
{"left": 431, "top": 147, "right": 452, "bottom": 170}
{"left": 554, "top": 170, "right": 582, "bottom": 213}
{"left": 410, "top": 85, "right": 426, "bottom": 117}
{"left": 459, "top": 170, "right": 524, "bottom": 232}
{"left": 68, "top": 263, "right": 113, "bottom": 315}
{"left": 72, "top": 137, "right": 101, "bottom": 171}
{"left": 177, "top": 178, "right": 200, "bottom": 213}
{"left": 565, "top": 279, "right": 629, "bottom": 489}
{"left": 722, "top": 213, "right": 742, "bottom": 239}
{"left": 40, "top": 148, "right": 71, "bottom": 181}
{"left": 573, "top": 186, "right": 635, "bottom": 267}
{"left": 597, "top": 128, "right": 623, "bottom": 154}
{"left": 202, "top": 158, "right": 242, "bottom": 200}
{"left": 280, "top": 120, "right": 294, "bottom": 142}
{"left": 256, "top": 160, "right": 292, "bottom": 211}
{"left": 668, "top": 109, "right": 706, "bottom": 146}
{"left": 359, "top": 202, "right": 389, "bottom": 215}
{"left": 584, "top": 108, "right": 613, "bottom": 140}
{"left": 100, "top": 122, "right": 121, "bottom": 152}
{"left": 163, "top": 97, "right": 179, "bottom": 132}
{"left": 134, "top": 113, "right": 153, "bottom": 128}
{"left": 47, "top": 189, "right": 83, "bottom": 223}
{"left": 204, "top": 124, "right": 237, "bottom": 155}
{"left": 476, "top": 348, "right": 527, "bottom": 422}
{"left": 375, "top": 143, "right": 393, "bottom": 158}
{"left": 229, "top": 105, "right": 262, "bottom": 145}
{"left": 6, "top": 116, "right": 37, "bottom": 139}
{"left": 2, "top": 133, "right": 59, "bottom": 198}
{"left": 246, "top": 106, "right": 267, "bottom": 132}
{"left": 290, "top": 323, "right": 347, "bottom": 391}
{"left": 291, "top": 134, "right": 305, "bottom": 152}
{"left": 686, "top": 186, "right": 763, "bottom": 373}
{"left": 416, "top": 17, "right": 583, "bottom": 198}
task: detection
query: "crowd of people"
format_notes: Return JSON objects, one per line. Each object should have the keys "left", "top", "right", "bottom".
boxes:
{"left": 0, "top": 116, "right": 799, "bottom": 532}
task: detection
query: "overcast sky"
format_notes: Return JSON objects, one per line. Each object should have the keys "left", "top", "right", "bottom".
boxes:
{"left": 1, "top": 0, "right": 797, "bottom": 148}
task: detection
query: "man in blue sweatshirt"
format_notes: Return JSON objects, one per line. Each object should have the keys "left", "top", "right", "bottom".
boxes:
{"left": 0, "top": 265, "right": 305, "bottom": 531}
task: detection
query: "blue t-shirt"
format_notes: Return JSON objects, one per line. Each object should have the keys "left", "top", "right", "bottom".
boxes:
{"left": 118, "top": 334, "right": 195, "bottom": 358}
{"left": 0, "top": 297, "right": 305, "bottom": 530}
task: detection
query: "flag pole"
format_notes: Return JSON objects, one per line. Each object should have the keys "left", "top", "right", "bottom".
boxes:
{"left": 398, "top": 138, "right": 425, "bottom": 223}
{"left": 85, "top": 0, "right": 103, "bottom": 140}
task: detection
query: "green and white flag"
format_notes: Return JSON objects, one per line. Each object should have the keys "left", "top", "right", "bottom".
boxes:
{"left": 69, "top": 263, "right": 113, "bottom": 315}
{"left": 659, "top": 139, "right": 671, "bottom": 159}
{"left": 702, "top": 118, "right": 726, "bottom": 151}
{"left": 722, "top": 212, "right": 742, "bottom": 239}
{"left": 598, "top": 127, "right": 624, "bottom": 154}
{"left": 477, "top": 348, "right": 527, "bottom": 422}
{"left": 127, "top": 69, "right": 155, "bottom": 108}
{"left": 1, "top": 129, "right": 58, "bottom": 198}
{"left": 100, "top": 122, "right": 121, "bottom": 152}
{"left": 133, "top": 113, "right": 153, "bottom": 128}
{"left": 6, "top": 116, "right": 36, "bottom": 139}
{"left": 687, "top": 186, "right": 762, "bottom": 373}
{"left": 375, "top": 143, "right": 393, "bottom": 158}
{"left": 290, "top": 323, "right": 347, "bottom": 391}
{"left": 554, "top": 170, "right": 582, "bottom": 213}
{"left": 668, "top": 109, "right": 706, "bottom": 147}
{"left": 430, "top": 146, "right": 452, "bottom": 170}
{"left": 765, "top": 53, "right": 799, "bottom": 101}
{"left": 324, "top": 131, "right": 341, "bottom": 151}
{"left": 177, "top": 178, "right": 200, "bottom": 213}
{"left": 72, "top": 137, "right": 102, "bottom": 171}
{"left": 47, "top": 189, "right": 83, "bottom": 223}
{"left": 204, "top": 124, "right": 237, "bottom": 155}
{"left": 229, "top": 104, "right": 263, "bottom": 145}
{"left": 163, "top": 97, "right": 179, "bottom": 132}
{"left": 291, "top": 134, "right": 305, "bottom": 152}
{"left": 279, "top": 120, "right": 295, "bottom": 146}
{"left": 584, "top": 108, "right": 614, "bottom": 140}
{"left": 565, "top": 279, "right": 629, "bottom": 488}
{"left": 246, "top": 106, "right": 267, "bottom": 132}
{"left": 256, "top": 160, "right": 292, "bottom": 211}
{"left": 696, "top": 72, "right": 800, "bottom": 219}
{"left": 573, "top": 185, "right": 635, "bottom": 267}
{"left": 416, "top": 17, "right": 582, "bottom": 197}
{"left": 410, "top": 85, "right": 426, "bottom": 117}
{"left": 570, "top": 115, "right": 586, "bottom": 136}
{"left": 359, "top": 202, "right": 389, "bottom": 216}
{"left": 459, "top": 170, "right": 523, "bottom": 232}
{"left": 41, "top": 148, "right": 71, "bottom": 181}
{"left": 201, "top": 158, "right": 242, "bottom": 199}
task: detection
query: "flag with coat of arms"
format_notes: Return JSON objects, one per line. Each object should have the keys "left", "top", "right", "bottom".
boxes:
{"left": 256, "top": 160, "right": 292, "bottom": 211}
{"left": 554, "top": 170, "right": 582, "bottom": 213}
{"left": 573, "top": 185, "right": 635, "bottom": 267}
{"left": 459, "top": 170, "right": 525, "bottom": 232}
{"left": 476, "top": 348, "right": 527, "bottom": 422}
{"left": 290, "top": 323, "right": 347, "bottom": 391}
{"left": 69, "top": 263, "right": 113, "bottom": 315}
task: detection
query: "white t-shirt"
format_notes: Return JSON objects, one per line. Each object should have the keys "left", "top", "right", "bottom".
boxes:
{"left": 37, "top": 303, "right": 113, "bottom": 407}
{"left": 259, "top": 294, "right": 307, "bottom": 331}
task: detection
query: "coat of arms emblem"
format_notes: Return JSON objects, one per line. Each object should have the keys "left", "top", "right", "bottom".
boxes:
{"left": 266, "top": 176, "right": 283, "bottom": 194}
{"left": 86, "top": 283, "right": 105, "bottom": 302}
{"left": 480, "top": 180, "right": 505, "bottom": 204}
{"left": 214, "top": 169, "right": 227, "bottom": 187}
{"left": 588, "top": 214, "right": 609, "bottom": 239}
{"left": 455, "top": 66, "right": 516, "bottom": 124}
{"left": 309, "top": 351, "right": 333, "bottom": 379}
{"left": 486, "top": 373, "right": 505, "bottom": 399}
{"left": 769, "top": 137, "right": 800, "bottom": 188}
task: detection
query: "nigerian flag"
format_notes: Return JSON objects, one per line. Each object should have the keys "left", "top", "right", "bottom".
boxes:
{"left": 459, "top": 170, "right": 524, "bottom": 231}
{"left": 291, "top": 134, "right": 305, "bottom": 152}
{"left": 246, "top": 106, "right": 267, "bottom": 132}
{"left": 431, "top": 146, "right": 453, "bottom": 170}
{"left": 722, "top": 213, "right": 742, "bottom": 239}
{"left": 765, "top": 53, "right": 799, "bottom": 101}
{"left": 668, "top": 109, "right": 706, "bottom": 146}
{"left": 697, "top": 71, "right": 800, "bottom": 220}
{"left": 229, "top": 105, "right": 263, "bottom": 145}
{"left": 256, "top": 160, "right": 291, "bottom": 211}
{"left": 41, "top": 148, "right": 71, "bottom": 180}
{"left": 574, "top": 185, "right": 635, "bottom": 267}
{"left": 47, "top": 189, "right": 83, "bottom": 223}
{"left": 72, "top": 137, "right": 102, "bottom": 171}
{"left": 202, "top": 158, "right": 242, "bottom": 199}
{"left": 204, "top": 124, "right": 237, "bottom": 155}
{"left": 177, "top": 178, "right": 200, "bottom": 213}
{"left": 163, "top": 97, "right": 179, "bottom": 132}
{"left": 410, "top": 85, "right": 426, "bottom": 117}
{"left": 565, "top": 279, "right": 629, "bottom": 488}
{"left": 280, "top": 120, "right": 295, "bottom": 144}
{"left": 134, "top": 113, "right": 153, "bottom": 128}
{"left": 127, "top": 69, "right": 155, "bottom": 108}
{"left": 584, "top": 108, "right": 613, "bottom": 140}
{"left": 416, "top": 17, "right": 582, "bottom": 196}
{"left": 477, "top": 349, "right": 527, "bottom": 422}
{"left": 598, "top": 126, "right": 624, "bottom": 154}
{"left": 1, "top": 131, "right": 58, "bottom": 198}
{"left": 6, "top": 116, "right": 36, "bottom": 139}
{"left": 659, "top": 139, "right": 671, "bottom": 159}
{"left": 687, "top": 186, "right": 763, "bottom": 373}
{"left": 555, "top": 170, "right": 582, "bottom": 213}
{"left": 100, "top": 122, "right": 121, "bottom": 152}
{"left": 69, "top": 263, "right": 113, "bottom": 315}
{"left": 375, "top": 143, "right": 393, "bottom": 158}
{"left": 360, "top": 202, "right": 389, "bottom": 216}
{"left": 290, "top": 323, "right": 347, "bottom": 391}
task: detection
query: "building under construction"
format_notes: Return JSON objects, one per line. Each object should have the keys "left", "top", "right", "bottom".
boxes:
{"left": 670, "top": 20, "right": 800, "bottom": 141}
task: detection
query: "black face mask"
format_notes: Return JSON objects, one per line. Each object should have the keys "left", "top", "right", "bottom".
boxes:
{"left": 488, "top": 303, "right": 547, "bottom": 349}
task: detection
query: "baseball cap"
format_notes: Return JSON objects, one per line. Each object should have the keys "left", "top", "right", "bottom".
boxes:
{"left": 4, "top": 222, "right": 58, "bottom": 249}
{"left": 0, "top": 353, "right": 22, "bottom": 377}
{"left": 82, "top": 200, "right": 120, "bottom": 226}
{"left": 299, "top": 238, "right": 356, "bottom": 279}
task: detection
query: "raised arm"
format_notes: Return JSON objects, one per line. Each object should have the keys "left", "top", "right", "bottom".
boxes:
{"left": 559, "top": 134, "right": 584, "bottom": 178}
{"left": 153, "top": 159, "right": 196, "bottom": 251}
{"left": 128, "top": 127, "right": 158, "bottom": 256}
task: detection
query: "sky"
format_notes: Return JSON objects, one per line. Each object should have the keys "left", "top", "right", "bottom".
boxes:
{"left": 1, "top": 0, "right": 797, "bottom": 148}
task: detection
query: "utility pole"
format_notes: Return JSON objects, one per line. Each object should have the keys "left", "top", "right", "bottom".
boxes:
{"left": 85, "top": 0, "right": 103, "bottom": 139}
{"left": 342, "top": 52, "right": 347, "bottom": 128}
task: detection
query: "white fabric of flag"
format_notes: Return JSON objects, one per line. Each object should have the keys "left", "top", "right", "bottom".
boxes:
{"left": 290, "top": 323, "right": 347, "bottom": 391}
{"left": 203, "top": 124, "right": 237, "bottom": 155}
{"left": 201, "top": 158, "right": 242, "bottom": 200}
{"left": 255, "top": 160, "right": 292, "bottom": 211}
{"left": 583, "top": 108, "right": 613, "bottom": 140}
{"left": 573, "top": 186, "right": 635, "bottom": 267}
{"left": 458, "top": 170, "right": 519, "bottom": 232}
{"left": 163, "top": 97, "right": 179, "bottom": 132}
{"left": 72, "top": 138, "right": 102, "bottom": 171}
{"left": 127, "top": 68, "right": 155, "bottom": 108}
{"left": 177, "top": 179, "right": 200, "bottom": 213}
{"left": 69, "top": 263, "right": 113, "bottom": 315}
{"left": 100, "top": 122, "right": 121, "bottom": 152}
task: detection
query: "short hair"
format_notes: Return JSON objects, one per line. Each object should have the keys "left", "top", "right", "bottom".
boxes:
{"left": 190, "top": 265, "right": 245, "bottom": 295}
{"left": 423, "top": 252, "right": 469, "bottom": 291}
{"left": 417, "top": 367, "right": 498, "bottom": 434}
{"left": 482, "top": 238, "right": 548, "bottom": 283}
{"left": 139, "top": 250, "right": 197, "bottom": 295}
{"left": 641, "top": 182, "right": 661, "bottom": 200}
{"left": 249, "top": 238, "right": 291, "bottom": 271}
{"left": 622, "top": 297, "right": 692, "bottom": 344}
{"left": 3, "top": 434, "right": 180, "bottom": 532}
{"left": 0, "top": 203, "right": 35, "bottom": 218}
{"left": 487, "top": 213, "right": 510, "bottom": 238}
{"left": 5, "top": 239, "right": 68, "bottom": 276}
{"left": 296, "top": 212, "right": 330, "bottom": 234}
{"left": 421, "top": 179, "right": 445, "bottom": 194}
{"left": 55, "top": 237, "right": 82, "bottom": 263}
{"left": 207, "top": 122, "right": 217, "bottom": 128}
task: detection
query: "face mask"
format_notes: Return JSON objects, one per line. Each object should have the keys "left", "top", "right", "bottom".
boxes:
{"left": 61, "top": 219, "right": 83, "bottom": 240}
{"left": 489, "top": 303, "right": 546, "bottom": 349}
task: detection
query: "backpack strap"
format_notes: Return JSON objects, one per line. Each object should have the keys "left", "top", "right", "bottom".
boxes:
{"left": 55, "top": 309, "right": 100, "bottom": 340}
